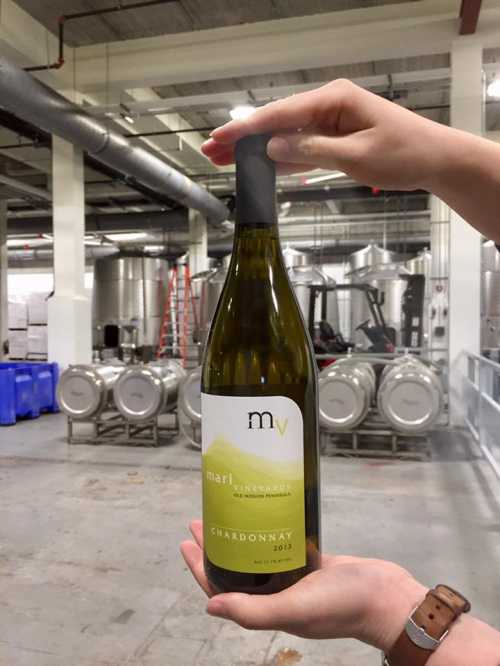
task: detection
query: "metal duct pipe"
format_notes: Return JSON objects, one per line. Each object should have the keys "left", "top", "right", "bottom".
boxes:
{"left": 8, "top": 209, "right": 188, "bottom": 235}
{"left": 8, "top": 246, "right": 119, "bottom": 263}
{"left": 0, "top": 57, "right": 229, "bottom": 224}
{"left": 208, "top": 236, "right": 431, "bottom": 255}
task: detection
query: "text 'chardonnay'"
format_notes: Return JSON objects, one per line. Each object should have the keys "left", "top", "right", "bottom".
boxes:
{"left": 201, "top": 133, "right": 321, "bottom": 595}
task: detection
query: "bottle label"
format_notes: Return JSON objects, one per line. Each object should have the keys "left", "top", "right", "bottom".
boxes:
{"left": 201, "top": 393, "right": 306, "bottom": 574}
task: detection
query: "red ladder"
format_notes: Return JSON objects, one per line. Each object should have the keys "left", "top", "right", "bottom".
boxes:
{"left": 157, "top": 264, "right": 200, "bottom": 368}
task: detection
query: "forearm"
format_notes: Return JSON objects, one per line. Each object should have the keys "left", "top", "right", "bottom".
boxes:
{"left": 427, "top": 126, "right": 500, "bottom": 243}
{"left": 370, "top": 577, "right": 500, "bottom": 665}
{"left": 428, "top": 614, "right": 500, "bottom": 666}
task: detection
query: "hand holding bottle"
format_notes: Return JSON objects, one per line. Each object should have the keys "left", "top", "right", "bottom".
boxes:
{"left": 202, "top": 78, "right": 448, "bottom": 190}
{"left": 181, "top": 520, "right": 425, "bottom": 652}
{"left": 181, "top": 521, "right": 500, "bottom": 666}
{"left": 202, "top": 78, "right": 500, "bottom": 242}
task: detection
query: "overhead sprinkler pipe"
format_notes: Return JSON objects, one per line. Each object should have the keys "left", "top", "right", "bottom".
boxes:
{"left": 25, "top": 0, "right": 179, "bottom": 73}
{"left": 0, "top": 57, "right": 229, "bottom": 224}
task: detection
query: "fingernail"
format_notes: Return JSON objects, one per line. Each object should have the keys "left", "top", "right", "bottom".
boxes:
{"left": 267, "top": 136, "right": 291, "bottom": 161}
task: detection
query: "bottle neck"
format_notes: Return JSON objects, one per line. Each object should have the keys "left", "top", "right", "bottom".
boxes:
{"left": 235, "top": 133, "right": 277, "bottom": 228}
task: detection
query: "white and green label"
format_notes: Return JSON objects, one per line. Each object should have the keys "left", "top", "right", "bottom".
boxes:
{"left": 201, "top": 393, "right": 306, "bottom": 574}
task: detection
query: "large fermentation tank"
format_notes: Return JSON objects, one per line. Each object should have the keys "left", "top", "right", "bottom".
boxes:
{"left": 193, "top": 254, "right": 231, "bottom": 347}
{"left": 377, "top": 356, "right": 444, "bottom": 433}
{"left": 348, "top": 244, "right": 407, "bottom": 347}
{"left": 93, "top": 255, "right": 168, "bottom": 358}
{"left": 178, "top": 365, "right": 202, "bottom": 449}
{"left": 57, "top": 364, "right": 124, "bottom": 420}
{"left": 349, "top": 242, "right": 396, "bottom": 273}
{"left": 113, "top": 360, "right": 186, "bottom": 422}
{"left": 482, "top": 240, "right": 500, "bottom": 349}
{"left": 318, "top": 359, "right": 376, "bottom": 431}
{"left": 284, "top": 248, "right": 340, "bottom": 333}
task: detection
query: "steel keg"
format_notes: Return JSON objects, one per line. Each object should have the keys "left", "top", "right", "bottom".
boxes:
{"left": 318, "top": 360, "right": 376, "bottom": 431}
{"left": 377, "top": 356, "right": 443, "bottom": 433}
{"left": 57, "top": 364, "right": 123, "bottom": 420}
{"left": 113, "top": 360, "right": 186, "bottom": 422}
{"left": 178, "top": 366, "right": 202, "bottom": 449}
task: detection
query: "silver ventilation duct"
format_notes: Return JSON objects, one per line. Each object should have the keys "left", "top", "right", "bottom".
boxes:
{"left": 0, "top": 57, "right": 229, "bottom": 224}
{"left": 208, "top": 236, "right": 431, "bottom": 255}
{"left": 8, "top": 246, "right": 118, "bottom": 263}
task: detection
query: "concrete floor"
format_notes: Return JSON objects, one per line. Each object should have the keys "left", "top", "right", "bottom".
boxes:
{"left": 1, "top": 414, "right": 499, "bottom": 666}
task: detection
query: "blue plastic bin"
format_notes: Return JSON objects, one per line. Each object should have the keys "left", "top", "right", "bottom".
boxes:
{"left": 0, "top": 362, "right": 59, "bottom": 426}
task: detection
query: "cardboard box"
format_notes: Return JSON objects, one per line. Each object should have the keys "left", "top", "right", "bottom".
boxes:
{"left": 27, "top": 293, "right": 49, "bottom": 325}
{"left": 27, "top": 325, "right": 48, "bottom": 355}
{"left": 8, "top": 299, "right": 28, "bottom": 329}
{"left": 8, "top": 329, "right": 28, "bottom": 359}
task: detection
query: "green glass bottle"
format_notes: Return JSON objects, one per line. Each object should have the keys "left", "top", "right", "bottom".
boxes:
{"left": 201, "top": 133, "right": 321, "bottom": 595}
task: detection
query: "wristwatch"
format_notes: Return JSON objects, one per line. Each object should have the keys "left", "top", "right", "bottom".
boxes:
{"left": 383, "top": 584, "right": 471, "bottom": 665}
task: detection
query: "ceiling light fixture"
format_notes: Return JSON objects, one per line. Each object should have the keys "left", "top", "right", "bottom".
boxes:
{"left": 230, "top": 105, "right": 256, "bottom": 121}
{"left": 105, "top": 232, "right": 148, "bottom": 242}
{"left": 487, "top": 78, "right": 500, "bottom": 98}
{"left": 304, "top": 171, "right": 347, "bottom": 185}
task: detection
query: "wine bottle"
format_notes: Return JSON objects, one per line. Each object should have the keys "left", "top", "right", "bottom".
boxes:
{"left": 201, "top": 133, "right": 321, "bottom": 595}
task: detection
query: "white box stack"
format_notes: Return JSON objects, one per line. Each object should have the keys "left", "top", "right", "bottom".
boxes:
{"left": 8, "top": 293, "right": 50, "bottom": 361}
{"left": 8, "top": 330, "right": 28, "bottom": 360}
{"left": 27, "top": 293, "right": 49, "bottom": 326}
{"left": 27, "top": 325, "right": 48, "bottom": 357}
{"left": 26, "top": 293, "right": 49, "bottom": 360}
{"left": 8, "top": 298, "right": 28, "bottom": 359}
{"left": 8, "top": 300, "right": 28, "bottom": 330}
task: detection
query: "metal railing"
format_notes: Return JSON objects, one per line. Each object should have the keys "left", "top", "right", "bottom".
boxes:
{"left": 461, "top": 351, "right": 500, "bottom": 481}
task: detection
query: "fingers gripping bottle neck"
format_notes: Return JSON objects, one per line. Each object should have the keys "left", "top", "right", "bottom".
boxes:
{"left": 201, "top": 133, "right": 321, "bottom": 595}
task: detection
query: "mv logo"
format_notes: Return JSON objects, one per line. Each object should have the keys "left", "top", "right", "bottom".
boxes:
{"left": 248, "top": 411, "right": 289, "bottom": 436}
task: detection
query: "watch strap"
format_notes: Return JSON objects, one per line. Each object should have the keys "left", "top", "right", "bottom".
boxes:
{"left": 386, "top": 585, "right": 470, "bottom": 666}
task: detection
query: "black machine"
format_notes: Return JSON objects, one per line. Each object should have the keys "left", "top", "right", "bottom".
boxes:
{"left": 307, "top": 283, "right": 396, "bottom": 355}
{"left": 307, "top": 275, "right": 426, "bottom": 359}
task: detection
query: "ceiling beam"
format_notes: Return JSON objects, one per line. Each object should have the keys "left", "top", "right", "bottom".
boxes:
{"left": 72, "top": 1, "right": 500, "bottom": 92}
{"left": 87, "top": 68, "right": 452, "bottom": 119}
{"left": 460, "top": 0, "right": 483, "bottom": 35}
{"left": 126, "top": 88, "right": 217, "bottom": 171}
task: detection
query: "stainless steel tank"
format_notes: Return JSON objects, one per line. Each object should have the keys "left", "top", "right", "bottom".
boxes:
{"left": 93, "top": 255, "right": 168, "bottom": 353}
{"left": 286, "top": 258, "right": 340, "bottom": 334}
{"left": 282, "top": 247, "right": 310, "bottom": 268}
{"left": 57, "top": 364, "right": 124, "bottom": 420}
{"left": 377, "top": 356, "right": 444, "bottom": 433}
{"left": 113, "top": 360, "right": 186, "bottom": 422}
{"left": 318, "top": 360, "right": 376, "bottom": 431}
{"left": 482, "top": 241, "right": 500, "bottom": 349}
{"left": 193, "top": 255, "right": 231, "bottom": 346}
{"left": 178, "top": 365, "right": 202, "bottom": 449}
{"left": 350, "top": 262, "right": 409, "bottom": 348}
{"left": 348, "top": 243, "right": 398, "bottom": 347}
{"left": 348, "top": 242, "right": 396, "bottom": 274}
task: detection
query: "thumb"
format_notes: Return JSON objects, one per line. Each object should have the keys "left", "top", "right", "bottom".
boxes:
{"left": 207, "top": 590, "right": 301, "bottom": 631}
{"left": 267, "top": 131, "right": 363, "bottom": 172}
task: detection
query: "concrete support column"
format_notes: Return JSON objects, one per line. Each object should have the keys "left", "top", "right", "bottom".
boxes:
{"left": 48, "top": 137, "right": 92, "bottom": 368}
{"left": 188, "top": 209, "right": 208, "bottom": 277}
{"left": 449, "top": 39, "right": 483, "bottom": 424}
{"left": 0, "top": 202, "right": 7, "bottom": 360}
{"left": 429, "top": 195, "right": 450, "bottom": 365}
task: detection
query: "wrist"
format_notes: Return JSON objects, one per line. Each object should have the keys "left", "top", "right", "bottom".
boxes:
{"left": 421, "top": 124, "right": 481, "bottom": 197}
{"left": 357, "top": 572, "right": 428, "bottom": 653}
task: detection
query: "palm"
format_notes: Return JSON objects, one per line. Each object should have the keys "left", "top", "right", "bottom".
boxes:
{"left": 180, "top": 520, "right": 419, "bottom": 646}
